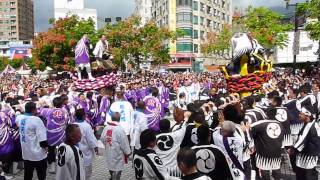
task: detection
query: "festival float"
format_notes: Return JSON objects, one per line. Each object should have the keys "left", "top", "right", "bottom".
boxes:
{"left": 72, "top": 35, "right": 118, "bottom": 91}
{"left": 221, "top": 33, "right": 273, "bottom": 97}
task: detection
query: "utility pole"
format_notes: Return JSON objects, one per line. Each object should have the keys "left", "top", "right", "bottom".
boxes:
{"left": 285, "top": 1, "right": 299, "bottom": 75}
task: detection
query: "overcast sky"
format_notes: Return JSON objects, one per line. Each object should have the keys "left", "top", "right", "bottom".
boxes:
{"left": 34, "top": 0, "right": 304, "bottom": 32}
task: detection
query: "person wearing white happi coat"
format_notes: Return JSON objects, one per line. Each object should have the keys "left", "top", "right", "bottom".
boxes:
{"left": 133, "top": 129, "right": 179, "bottom": 180}
{"left": 192, "top": 125, "right": 233, "bottom": 180}
{"left": 93, "top": 35, "right": 108, "bottom": 60}
{"left": 178, "top": 83, "right": 191, "bottom": 104}
{"left": 15, "top": 101, "right": 48, "bottom": 180}
{"left": 292, "top": 107, "right": 320, "bottom": 180}
{"left": 130, "top": 101, "right": 148, "bottom": 150}
{"left": 212, "top": 121, "right": 245, "bottom": 180}
{"left": 190, "top": 81, "right": 200, "bottom": 102}
{"left": 174, "top": 92, "right": 187, "bottom": 111}
{"left": 106, "top": 90, "right": 134, "bottom": 136}
{"left": 74, "top": 109, "right": 98, "bottom": 180}
{"left": 177, "top": 147, "right": 212, "bottom": 180}
{"left": 101, "top": 112, "right": 131, "bottom": 180}
{"left": 155, "top": 119, "right": 187, "bottom": 176}
{"left": 56, "top": 124, "right": 85, "bottom": 180}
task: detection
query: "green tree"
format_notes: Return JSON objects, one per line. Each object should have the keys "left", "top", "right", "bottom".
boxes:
{"left": 201, "top": 24, "right": 232, "bottom": 59}
{"left": 298, "top": 0, "right": 320, "bottom": 40}
{"left": 0, "top": 57, "right": 9, "bottom": 71}
{"left": 201, "top": 7, "right": 292, "bottom": 60}
{"left": 103, "top": 16, "right": 181, "bottom": 66}
{"left": 9, "top": 59, "right": 24, "bottom": 68}
{"left": 32, "top": 15, "right": 99, "bottom": 71}
{"left": 235, "top": 7, "right": 293, "bottom": 49}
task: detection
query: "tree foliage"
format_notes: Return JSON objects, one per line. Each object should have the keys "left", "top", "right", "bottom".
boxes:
{"left": 32, "top": 15, "right": 98, "bottom": 71}
{"left": 201, "top": 24, "right": 232, "bottom": 59}
{"left": 0, "top": 58, "right": 25, "bottom": 71}
{"left": 234, "top": 7, "right": 293, "bottom": 49}
{"left": 201, "top": 7, "right": 293, "bottom": 59}
{"left": 298, "top": 0, "right": 320, "bottom": 40}
{"left": 103, "top": 16, "right": 181, "bottom": 66}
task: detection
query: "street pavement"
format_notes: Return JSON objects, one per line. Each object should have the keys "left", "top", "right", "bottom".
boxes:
{"left": 15, "top": 151, "right": 135, "bottom": 180}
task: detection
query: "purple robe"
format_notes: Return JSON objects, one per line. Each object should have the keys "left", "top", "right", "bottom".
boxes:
{"left": 94, "top": 96, "right": 110, "bottom": 126}
{"left": 63, "top": 104, "right": 74, "bottom": 123}
{"left": 75, "top": 37, "right": 90, "bottom": 65}
{"left": 125, "top": 90, "right": 137, "bottom": 108}
{"left": 159, "top": 86, "right": 170, "bottom": 109}
{"left": 137, "top": 88, "right": 149, "bottom": 101}
{"left": 39, "top": 108, "right": 67, "bottom": 146}
{"left": 0, "top": 111, "right": 14, "bottom": 156}
{"left": 143, "top": 96, "right": 163, "bottom": 132}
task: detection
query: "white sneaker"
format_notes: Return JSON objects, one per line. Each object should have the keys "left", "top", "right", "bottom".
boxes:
{"left": 49, "top": 163, "right": 56, "bottom": 174}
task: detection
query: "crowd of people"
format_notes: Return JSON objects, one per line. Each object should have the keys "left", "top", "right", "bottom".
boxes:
{"left": 0, "top": 65, "right": 319, "bottom": 180}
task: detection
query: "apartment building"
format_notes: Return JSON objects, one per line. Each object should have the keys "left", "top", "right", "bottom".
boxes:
{"left": 151, "top": 0, "right": 232, "bottom": 68}
{"left": 134, "top": 0, "right": 152, "bottom": 25}
{"left": 0, "top": 0, "right": 34, "bottom": 41}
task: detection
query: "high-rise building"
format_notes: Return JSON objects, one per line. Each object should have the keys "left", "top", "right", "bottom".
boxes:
{"left": 152, "top": 0, "right": 232, "bottom": 68}
{"left": 0, "top": 0, "right": 34, "bottom": 41}
{"left": 54, "top": 0, "right": 98, "bottom": 29}
{"left": 134, "top": 0, "right": 152, "bottom": 25}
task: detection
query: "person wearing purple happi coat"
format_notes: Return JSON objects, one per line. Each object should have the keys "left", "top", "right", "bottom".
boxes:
{"left": 0, "top": 108, "right": 15, "bottom": 177}
{"left": 125, "top": 89, "right": 137, "bottom": 108}
{"left": 61, "top": 94, "right": 74, "bottom": 123}
{"left": 158, "top": 83, "right": 170, "bottom": 116}
{"left": 73, "top": 93, "right": 93, "bottom": 125}
{"left": 143, "top": 87, "right": 163, "bottom": 132}
{"left": 75, "top": 34, "right": 94, "bottom": 80}
{"left": 138, "top": 86, "right": 150, "bottom": 101}
{"left": 94, "top": 88, "right": 112, "bottom": 126}
{"left": 39, "top": 97, "right": 68, "bottom": 173}
{"left": 86, "top": 92, "right": 98, "bottom": 125}
{"left": 0, "top": 104, "right": 22, "bottom": 177}
{"left": 135, "top": 89, "right": 143, "bottom": 102}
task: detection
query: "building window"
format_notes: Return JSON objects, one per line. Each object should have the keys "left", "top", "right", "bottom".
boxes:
{"left": 193, "top": 30, "right": 198, "bottom": 39}
{"left": 222, "top": 0, "right": 226, "bottom": 7}
{"left": 206, "top": 6, "right": 211, "bottom": 14}
{"left": 207, "top": 19, "right": 211, "bottom": 27}
{"left": 222, "top": 13, "right": 226, "bottom": 20}
{"left": 194, "top": 44, "right": 199, "bottom": 53}
{"left": 200, "top": 31, "right": 205, "bottom": 40}
{"left": 179, "top": 28, "right": 193, "bottom": 38}
{"left": 200, "top": 3, "right": 205, "bottom": 12}
{"left": 177, "top": 43, "right": 193, "bottom": 52}
{"left": 192, "top": 1, "right": 198, "bottom": 11}
{"left": 200, "top": 17, "right": 204, "bottom": 25}
{"left": 193, "top": 15, "right": 198, "bottom": 25}
{"left": 177, "top": 0, "right": 192, "bottom": 7}
{"left": 177, "top": 12, "right": 192, "bottom": 23}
